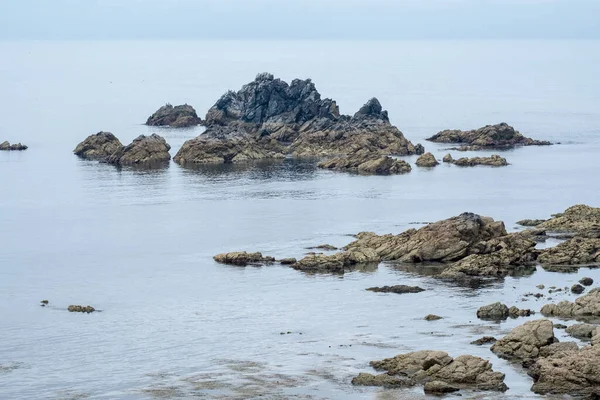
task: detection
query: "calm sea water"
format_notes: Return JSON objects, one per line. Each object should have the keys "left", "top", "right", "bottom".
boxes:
{"left": 1, "top": 40, "right": 600, "bottom": 399}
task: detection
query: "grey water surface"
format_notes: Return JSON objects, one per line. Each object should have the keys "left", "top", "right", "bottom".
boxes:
{"left": 1, "top": 40, "right": 600, "bottom": 399}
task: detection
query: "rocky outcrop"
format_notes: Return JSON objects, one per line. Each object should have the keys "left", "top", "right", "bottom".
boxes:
{"left": 366, "top": 285, "right": 425, "bottom": 294}
{"left": 452, "top": 154, "right": 508, "bottom": 167}
{"left": 490, "top": 320, "right": 556, "bottom": 362}
{"left": 415, "top": 152, "right": 439, "bottom": 167}
{"left": 213, "top": 251, "right": 275, "bottom": 266}
{"left": 529, "top": 344, "right": 600, "bottom": 397}
{"left": 537, "top": 204, "right": 600, "bottom": 237}
{"left": 442, "top": 153, "right": 453, "bottom": 163}
{"left": 476, "top": 302, "right": 509, "bottom": 320}
{"left": 517, "top": 219, "right": 546, "bottom": 227}
{"left": 146, "top": 104, "right": 202, "bottom": 127}
{"left": 426, "top": 123, "right": 550, "bottom": 149}
{"left": 74, "top": 132, "right": 123, "bottom": 161}
{"left": 68, "top": 305, "right": 96, "bottom": 313}
{"left": 0, "top": 141, "right": 28, "bottom": 151}
{"left": 107, "top": 134, "right": 171, "bottom": 166}
{"left": 291, "top": 248, "right": 379, "bottom": 273}
{"left": 174, "top": 73, "right": 417, "bottom": 165}
{"left": 538, "top": 237, "right": 600, "bottom": 267}
{"left": 317, "top": 151, "right": 412, "bottom": 175}
{"left": 424, "top": 314, "right": 443, "bottom": 321}
{"left": 541, "top": 288, "right": 600, "bottom": 320}
{"left": 353, "top": 350, "right": 507, "bottom": 392}
{"left": 565, "top": 323, "right": 599, "bottom": 340}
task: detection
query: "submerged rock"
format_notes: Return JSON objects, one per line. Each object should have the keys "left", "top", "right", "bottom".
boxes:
{"left": 0, "top": 141, "right": 28, "bottom": 151}
{"left": 73, "top": 132, "right": 123, "bottom": 161}
{"left": 491, "top": 320, "right": 556, "bottom": 362}
{"left": 107, "top": 134, "right": 171, "bottom": 166}
{"left": 426, "top": 122, "right": 550, "bottom": 149}
{"left": 415, "top": 152, "right": 439, "bottom": 167}
{"left": 68, "top": 305, "right": 96, "bottom": 313}
{"left": 366, "top": 285, "right": 425, "bottom": 294}
{"left": 318, "top": 151, "right": 412, "bottom": 175}
{"left": 471, "top": 336, "right": 497, "bottom": 346}
{"left": 424, "top": 314, "right": 443, "bottom": 321}
{"left": 146, "top": 103, "right": 202, "bottom": 127}
{"left": 452, "top": 154, "right": 508, "bottom": 167}
{"left": 174, "top": 73, "right": 417, "bottom": 165}
{"left": 354, "top": 350, "right": 507, "bottom": 392}
{"left": 541, "top": 289, "right": 600, "bottom": 319}
{"left": 213, "top": 251, "right": 275, "bottom": 266}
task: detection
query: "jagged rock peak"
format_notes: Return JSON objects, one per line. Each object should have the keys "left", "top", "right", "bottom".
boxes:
{"left": 353, "top": 98, "right": 389, "bottom": 122}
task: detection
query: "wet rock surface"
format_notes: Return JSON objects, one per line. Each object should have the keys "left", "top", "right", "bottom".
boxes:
{"left": 424, "top": 314, "right": 443, "bottom": 321}
{"left": 146, "top": 104, "right": 202, "bottom": 127}
{"left": 426, "top": 122, "right": 550, "bottom": 149}
{"left": 366, "top": 285, "right": 425, "bottom": 294}
{"left": 317, "top": 151, "right": 412, "bottom": 175}
{"left": 415, "top": 152, "right": 439, "bottom": 167}
{"left": 74, "top": 132, "right": 123, "bottom": 161}
{"left": 68, "top": 305, "right": 96, "bottom": 313}
{"left": 451, "top": 154, "right": 509, "bottom": 167}
{"left": 174, "top": 73, "right": 417, "bottom": 165}
{"left": 538, "top": 237, "right": 600, "bottom": 267}
{"left": 470, "top": 336, "right": 497, "bottom": 345}
{"left": 476, "top": 302, "right": 509, "bottom": 320}
{"left": 107, "top": 134, "right": 171, "bottom": 166}
{"left": 213, "top": 252, "right": 275, "bottom": 266}
{"left": 353, "top": 350, "right": 507, "bottom": 392}
{"left": 541, "top": 288, "right": 600, "bottom": 320}
{"left": 0, "top": 141, "right": 28, "bottom": 151}
{"left": 490, "top": 319, "right": 556, "bottom": 361}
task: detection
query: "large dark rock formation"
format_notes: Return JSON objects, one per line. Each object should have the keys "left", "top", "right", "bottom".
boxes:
{"left": 174, "top": 73, "right": 416, "bottom": 164}
{"left": 426, "top": 123, "right": 550, "bottom": 150}
{"left": 146, "top": 104, "right": 202, "bottom": 127}
{"left": 107, "top": 134, "right": 171, "bottom": 166}
{"left": 73, "top": 132, "right": 123, "bottom": 161}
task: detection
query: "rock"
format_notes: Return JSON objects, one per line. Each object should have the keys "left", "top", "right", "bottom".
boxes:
{"left": 537, "top": 341, "right": 579, "bottom": 358}
{"left": 0, "top": 141, "right": 8, "bottom": 150}
{"left": 423, "top": 381, "right": 460, "bottom": 394}
{"left": 424, "top": 314, "right": 443, "bottom": 321}
{"left": 529, "top": 344, "right": 600, "bottom": 397}
{"left": 174, "top": 74, "right": 417, "bottom": 164}
{"left": 308, "top": 244, "right": 338, "bottom": 251}
{"left": 442, "top": 153, "right": 453, "bottom": 163}
{"left": 292, "top": 247, "right": 380, "bottom": 273}
{"left": 415, "top": 152, "right": 439, "bottom": 168}
{"left": 107, "top": 134, "right": 171, "bottom": 166}
{"left": 470, "top": 336, "right": 497, "bottom": 345}
{"left": 565, "top": 323, "right": 599, "bottom": 339}
{"left": 490, "top": 319, "right": 556, "bottom": 361}
{"left": 571, "top": 284, "right": 586, "bottom": 294}
{"left": 554, "top": 324, "right": 567, "bottom": 329}
{"left": 146, "top": 103, "right": 202, "bottom": 127}
{"left": 509, "top": 306, "right": 534, "bottom": 318}
{"left": 351, "top": 373, "right": 411, "bottom": 388}
{"left": 517, "top": 219, "right": 546, "bottom": 227}
{"left": 476, "top": 302, "right": 509, "bottom": 320}
{"left": 357, "top": 350, "right": 507, "bottom": 392}
{"left": 68, "top": 305, "right": 96, "bottom": 313}
{"left": 0, "top": 141, "right": 28, "bottom": 151}
{"left": 73, "top": 132, "right": 123, "bottom": 161}
{"left": 580, "top": 277, "right": 594, "bottom": 286}
{"left": 414, "top": 143, "right": 425, "bottom": 155}
{"left": 279, "top": 258, "right": 297, "bottom": 265}
{"left": 366, "top": 285, "right": 425, "bottom": 294}
{"left": 451, "top": 154, "right": 509, "bottom": 167}
{"left": 541, "top": 289, "right": 600, "bottom": 319}
{"left": 537, "top": 204, "right": 600, "bottom": 237}
{"left": 40, "top": 300, "right": 49, "bottom": 305}
{"left": 538, "top": 237, "right": 600, "bottom": 267}
{"left": 213, "top": 251, "right": 275, "bottom": 266}
{"left": 426, "top": 123, "right": 550, "bottom": 149}
{"left": 318, "top": 151, "right": 412, "bottom": 175}
{"left": 537, "top": 284, "right": 545, "bottom": 289}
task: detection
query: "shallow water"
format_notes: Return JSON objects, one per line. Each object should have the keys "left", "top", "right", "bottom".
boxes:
{"left": 1, "top": 40, "right": 600, "bottom": 399}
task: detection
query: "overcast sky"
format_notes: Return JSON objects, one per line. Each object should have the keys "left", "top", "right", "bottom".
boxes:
{"left": 1, "top": 0, "right": 599, "bottom": 40}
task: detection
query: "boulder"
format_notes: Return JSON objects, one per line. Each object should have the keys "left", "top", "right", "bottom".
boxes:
{"left": 279, "top": 258, "right": 297, "bottom": 265}
{"left": 571, "top": 284, "right": 586, "bottom": 294}
{"left": 424, "top": 314, "right": 443, "bottom": 321}
{"left": 415, "top": 152, "right": 439, "bottom": 167}
{"left": 174, "top": 73, "right": 417, "bottom": 165}
{"left": 146, "top": 104, "right": 202, "bottom": 127}
{"left": 442, "top": 153, "right": 453, "bottom": 163}
{"left": 423, "top": 381, "right": 459, "bottom": 394}
{"left": 517, "top": 219, "right": 546, "bottom": 227}
{"left": 537, "top": 204, "right": 600, "bottom": 237}
{"left": 107, "top": 134, "right": 171, "bottom": 166}
{"left": 580, "top": 277, "right": 594, "bottom": 286}
{"left": 366, "top": 285, "right": 425, "bottom": 294}
{"left": 68, "top": 305, "right": 96, "bottom": 313}
{"left": 470, "top": 336, "right": 497, "bottom": 346}
{"left": 565, "top": 323, "right": 599, "bottom": 340}
{"left": 414, "top": 143, "right": 425, "bottom": 155}
{"left": 451, "top": 154, "right": 509, "bottom": 167}
{"left": 0, "top": 141, "right": 28, "bottom": 151}
{"left": 540, "top": 289, "right": 600, "bottom": 319}
{"left": 476, "top": 302, "right": 509, "bottom": 320}
{"left": 426, "top": 123, "right": 550, "bottom": 149}
{"left": 74, "top": 132, "right": 123, "bottom": 160}
{"left": 318, "top": 151, "right": 412, "bottom": 175}
{"left": 529, "top": 344, "right": 600, "bottom": 397}
{"left": 354, "top": 350, "right": 507, "bottom": 392}
{"left": 308, "top": 244, "right": 338, "bottom": 251}
{"left": 509, "top": 306, "right": 534, "bottom": 317}
{"left": 538, "top": 237, "right": 600, "bottom": 267}
{"left": 490, "top": 320, "right": 556, "bottom": 361}
{"left": 213, "top": 252, "right": 275, "bottom": 266}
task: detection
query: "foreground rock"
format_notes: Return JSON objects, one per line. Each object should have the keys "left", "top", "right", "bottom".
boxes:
{"left": 366, "top": 285, "right": 425, "bottom": 294}
{"left": 537, "top": 204, "right": 600, "bottom": 237}
{"left": 452, "top": 154, "right": 508, "bottom": 167}
{"left": 538, "top": 237, "right": 600, "bottom": 267}
{"left": 68, "top": 305, "right": 96, "bottom": 313}
{"left": 352, "top": 350, "right": 507, "bottom": 392}
{"left": 317, "top": 151, "right": 412, "bottom": 175}
{"left": 213, "top": 252, "right": 275, "bottom": 266}
{"left": 107, "top": 134, "right": 171, "bottom": 166}
{"left": 74, "top": 132, "right": 123, "bottom": 161}
{"left": 541, "top": 288, "right": 600, "bottom": 320}
{"left": 174, "top": 73, "right": 417, "bottom": 164}
{"left": 426, "top": 123, "right": 550, "bottom": 149}
{"left": 491, "top": 320, "right": 556, "bottom": 361}
{"left": 146, "top": 104, "right": 202, "bottom": 127}
{"left": 529, "top": 344, "right": 600, "bottom": 397}
{"left": 0, "top": 141, "right": 28, "bottom": 151}
{"left": 415, "top": 152, "right": 439, "bottom": 167}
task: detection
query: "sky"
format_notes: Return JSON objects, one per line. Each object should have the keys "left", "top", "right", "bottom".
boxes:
{"left": 0, "top": 0, "right": 599, "bottom": 40}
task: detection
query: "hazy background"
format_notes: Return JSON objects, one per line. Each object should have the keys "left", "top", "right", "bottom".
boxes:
{"left": 1, "top": 0, "right": 599, "bottom": 40}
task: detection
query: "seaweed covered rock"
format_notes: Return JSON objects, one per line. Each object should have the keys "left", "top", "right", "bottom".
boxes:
{"left": 213, "top": 252, "right": 275, "bottom": 266}
{"left": 353, "top": 350, "right": 507, "bottom": 392}
{"left": 74, "top": 132, "right": 123, "bottom": 161}
{"left": 452, "top": 154, "right": 508, "bottom": 167}
{"left": 415, "top": 152, "right": 439, "bottom": 167}
{"left": 541, "top": 288, "right": 600, "bottom": 319}
{"left": 174, "top": 73, "right": 417, "bottom": 165}
{"left": 490, "top": 320, "right": 556, "bottom": 361}
{"left": 146, "top": 104, "right": 202, "bottom": 127}
{"left": 426, "top": 123, "right": 550, "bottom": 149}
{"left": 107, "top": 134, "right": 171, "bottom": 166}
{"left": 318, "top": 151, "right": 412, "bottom": 175}
{"left": 538, "top": 237, "right": 600, "bottom": 267}
{"left": 0, "top": 141, "right": 28, "bottom": 151}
